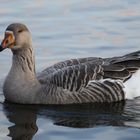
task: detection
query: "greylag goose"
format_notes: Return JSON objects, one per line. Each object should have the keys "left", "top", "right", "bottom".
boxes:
{"left": 0, "top": 23, "right": 140, "bottom": 104}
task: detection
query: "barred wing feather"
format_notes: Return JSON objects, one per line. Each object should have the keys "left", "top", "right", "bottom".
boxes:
{"left": 37, "top": 51, "right": 140, "bottom": 103}
{"left": 41, "top": 63, "right": 104, "bottom": 92}
{"left": 37, "top": 57, "right": 103, "bottom": 78}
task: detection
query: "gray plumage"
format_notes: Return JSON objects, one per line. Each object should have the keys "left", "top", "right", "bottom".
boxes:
{"left": 0, "top": 23, "right": 140, "bottom": 104}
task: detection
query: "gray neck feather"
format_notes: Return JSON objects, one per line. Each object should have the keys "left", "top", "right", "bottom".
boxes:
{"left": 11, "top": 47, "right": 36, "bottom": 77}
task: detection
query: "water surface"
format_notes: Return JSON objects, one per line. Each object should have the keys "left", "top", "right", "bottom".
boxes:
{"left": 0, "top": 0, "right": 140, "bottom": 140}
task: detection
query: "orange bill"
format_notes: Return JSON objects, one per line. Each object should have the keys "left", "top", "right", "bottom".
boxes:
{"left": 0, "top": 31, "right": 15, "bottom": 51}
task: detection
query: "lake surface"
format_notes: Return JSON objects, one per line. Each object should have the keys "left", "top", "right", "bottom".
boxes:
{"left": 0, "top": 0, "right": 140, "bottom": 139}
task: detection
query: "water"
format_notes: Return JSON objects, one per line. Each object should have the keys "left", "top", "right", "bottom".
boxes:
{"left": 0, "top": 0, "right": 140, "bottom": 139}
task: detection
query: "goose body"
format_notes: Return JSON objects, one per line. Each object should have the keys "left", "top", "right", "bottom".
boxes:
{"left": 0, "top": 23, "right": 140, "bottom": 104}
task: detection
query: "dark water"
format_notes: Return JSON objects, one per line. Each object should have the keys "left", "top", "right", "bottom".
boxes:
{"left": 0, "top": 0, "right": 140, "bottom": 139}
{"left": 1, "top": 101, "right": 140, "bottom": 140}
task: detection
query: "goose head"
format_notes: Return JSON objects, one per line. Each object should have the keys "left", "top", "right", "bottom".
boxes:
{"left": 0, "top": 23, "right": 32, "bottom": 52}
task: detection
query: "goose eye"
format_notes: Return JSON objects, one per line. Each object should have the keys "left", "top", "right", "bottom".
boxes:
{"left": 18, "top": 30, "right": 23, "bottom": 33}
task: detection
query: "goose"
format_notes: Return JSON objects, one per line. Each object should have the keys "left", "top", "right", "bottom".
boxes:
{"left": 0, "top": 23, "right": 140, "bottom": 104}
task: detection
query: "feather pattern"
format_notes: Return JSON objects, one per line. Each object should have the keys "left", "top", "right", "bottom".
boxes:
{"left": 36, "top": 50, "right": 140, "bottom": 104}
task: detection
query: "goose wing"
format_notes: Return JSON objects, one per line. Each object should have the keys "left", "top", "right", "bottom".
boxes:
{"left": 40, "top": 62, "right": 104, "bottom": 92}
{"left": 37, "top": 57, "right": 103, "bottom": 83}
{"left": 37, "top": 58, "right": 126, "bottom": 103}
{"left": 38, "top": 52, "right": 140, "bottom": 91}
{"left": 37, "top": 51, "right": 140, "bottom": 103}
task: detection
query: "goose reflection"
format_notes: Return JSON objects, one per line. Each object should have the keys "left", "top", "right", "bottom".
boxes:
{"left": 3, "top": 103, "right": 38, "bottom": 140}
{"left": 3, "top": 101, "right": 138, "bottom": 140}
{"left": 43, "top": 102, "right": 126, "bottom": 128}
